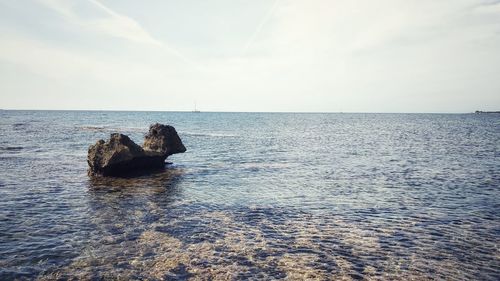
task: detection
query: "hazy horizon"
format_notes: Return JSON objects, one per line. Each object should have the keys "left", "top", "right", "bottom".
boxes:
{"left": 1, "top": 0, "right": 499, "bottom": 113}
{"left": 0, "top": 108, "right": 496, "bottom": 114}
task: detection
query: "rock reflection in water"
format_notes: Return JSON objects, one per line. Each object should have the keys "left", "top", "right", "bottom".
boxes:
{"left": 39, "top": 168, "right": 187, "bottom": 280}
{"left": 88, "top": 166, "right": 185, "bottom": 192}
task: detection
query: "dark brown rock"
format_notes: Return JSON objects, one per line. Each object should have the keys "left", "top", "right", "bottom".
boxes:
{"left": 87, "top": 124, "right": 186, "bottom": 177}
{"left": 143, "top": 123, "right": 186, "bottom": 156}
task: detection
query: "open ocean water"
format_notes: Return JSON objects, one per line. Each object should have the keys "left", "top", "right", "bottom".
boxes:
{"left": 0, "top": 110, "right": 498, "bottom": 280}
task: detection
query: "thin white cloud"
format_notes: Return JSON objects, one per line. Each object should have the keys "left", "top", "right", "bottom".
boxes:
{"left": 251, "top": 0, "right": 499, "bottom": 54}
{"left": 0, "top": 30, "right": 207, "bottom": 110}
{"left": 0, "top": 32, "right": 165, "bottom": 81}
{"left": 38, "top": 0, "right": 160, "bottom": 45}
{"left": 242, "top": 0, "right": 281, "bottom": 54}
{"left": 37, "top": 0, "right": 202, "bottom": 68}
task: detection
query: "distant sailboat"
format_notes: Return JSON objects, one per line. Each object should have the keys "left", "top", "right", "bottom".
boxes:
{"left": 193, "top": 101, "right": 200, "bottom": 113}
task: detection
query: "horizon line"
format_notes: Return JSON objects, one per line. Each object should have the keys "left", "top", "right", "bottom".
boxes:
{"left": 0, "top": 108, "right": 489, "bottom": 114}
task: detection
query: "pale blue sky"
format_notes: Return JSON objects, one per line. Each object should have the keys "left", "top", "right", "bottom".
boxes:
{"left": 0, "top": 0, "right": 499, "bottom": 112}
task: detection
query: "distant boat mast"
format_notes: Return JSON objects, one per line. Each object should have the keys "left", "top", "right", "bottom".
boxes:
{"left": 193, "top": 101, "right": 200, "bottom": 113}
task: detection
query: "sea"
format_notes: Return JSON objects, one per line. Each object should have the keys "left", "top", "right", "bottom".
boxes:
{"left": 0, "top": 110, "right": 498, "bottom": 280}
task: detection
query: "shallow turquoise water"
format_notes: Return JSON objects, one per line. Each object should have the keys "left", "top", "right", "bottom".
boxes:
{"left": 0, "top": 111, "right": 499, "bottom": 279}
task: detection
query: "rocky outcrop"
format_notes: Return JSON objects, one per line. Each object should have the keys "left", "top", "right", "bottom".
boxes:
{"left": 87, "top": 124, "right": 186, "bottom": 177}
{"left": 143, "top": 123, "right": 186, "bottom": 156}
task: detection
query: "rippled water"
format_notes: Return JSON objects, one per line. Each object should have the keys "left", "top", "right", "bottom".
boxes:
{"left": 0, "top": 110, "right": 499, "bottom": 280}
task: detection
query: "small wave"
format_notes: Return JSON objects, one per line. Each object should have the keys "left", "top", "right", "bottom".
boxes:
{"left": 78, "top": 126, "right": 144, "bottom": 132}
{"left": 238, "top": 162, "right": 294, "bottom": 170}
{"left": 12, "top": 123, "right": 29, "bottom": 129}
{"left": 79, "top": 126, "right": 106, "bottom": 131}
{"left": 0, "top": 146, "right": 23, "bottom": 151}
{"left": 183, "top": 132, "right": 238, "bottom": 138}
{"left": 119, "top": 127, "right": 145, "bottom": 132}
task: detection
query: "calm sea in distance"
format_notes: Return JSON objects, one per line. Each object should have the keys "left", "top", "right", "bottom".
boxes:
{"left": 0, "top": 110, "right": 498, "bottom": 280}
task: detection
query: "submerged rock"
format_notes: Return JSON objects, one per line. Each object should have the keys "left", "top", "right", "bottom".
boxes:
{"left": 87, "top": 124, "right": 186, "bottom": 177}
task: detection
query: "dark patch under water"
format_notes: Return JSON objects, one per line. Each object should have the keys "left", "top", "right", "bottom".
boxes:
{"left": 0, "top": 110, "right": 499, "bottom": 280}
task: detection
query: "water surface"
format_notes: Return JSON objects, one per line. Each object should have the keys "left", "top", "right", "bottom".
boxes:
{"left": 0, "top": 111, "right": 498, "bottom": 280}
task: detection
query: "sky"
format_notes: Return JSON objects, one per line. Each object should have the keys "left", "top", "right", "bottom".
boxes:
{"left": 0, "top": 0, "right": 499, "bottom": 113}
